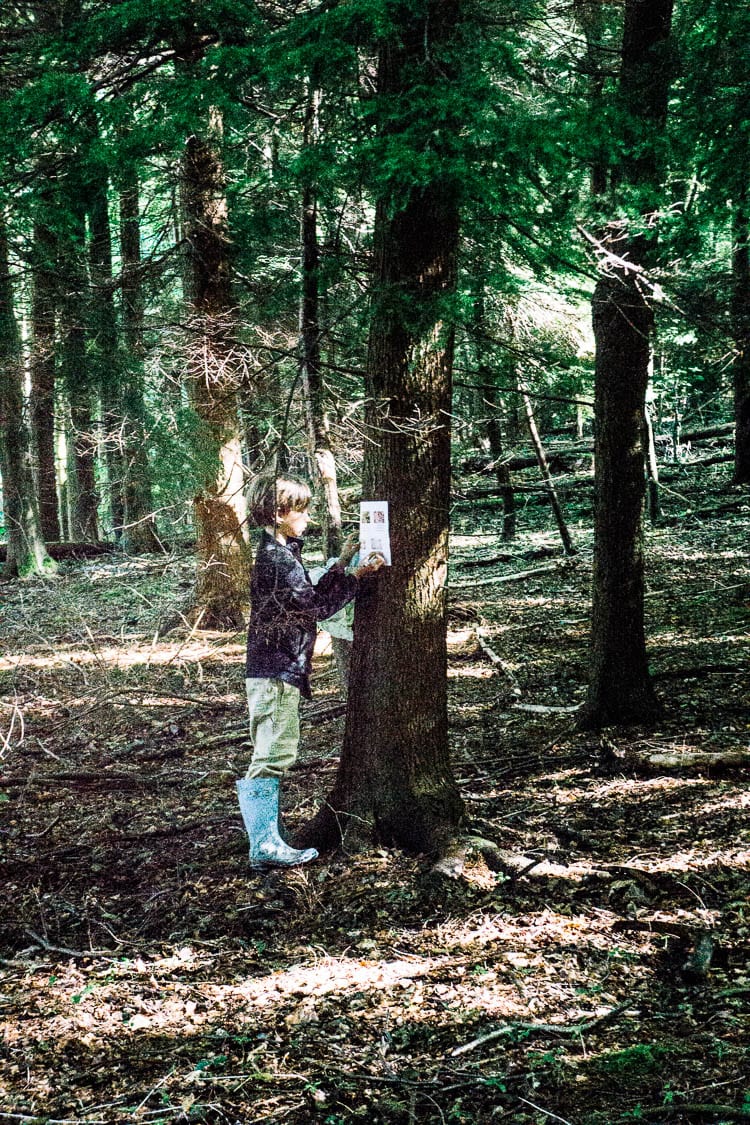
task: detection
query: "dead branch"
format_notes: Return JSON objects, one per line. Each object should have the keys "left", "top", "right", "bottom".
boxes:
{"left": 23, "top": 929, "right": 112, "bottom": 960}
{"left": 450, "top": 562, "right": 569, "bottom": 589}
{"left": 511, "top": 703, "right": 582, "bottom": 714}
{"left": 472, "top": 628, "right": 522, "bottom": 697}
{"left": 451, "top": 1001, "right": 631, "bottom": 1056}
{"left": 0, "top": 771, "right": 182, "bottom": 790}
{"left": 626, "top": 1106, "right": 750, "bottom": 1121}
{"left": 604, "top": 745, "right": 750, "bottom": 776}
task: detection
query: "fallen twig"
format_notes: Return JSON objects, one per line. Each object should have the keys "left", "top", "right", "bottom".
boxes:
{"left": 472, "top": 628, "right": 522, "bottom": 697}
{"left": 518, "top": 1097, "right": 573, "bottom": 1125}
{"left": 616, "top": 1106, "right": 750, "bottom": 1122}
{"left": 451, "top": 1001, "right": 631, "bottom": 1057}
{"left": 450, "top": 563, "right": 567, "bottom": 589}
{"left": 511, "top": 702, "right": 582, "bottom": 714}
{"left": 23, "top": 929, "right": 113, "bottom": 960}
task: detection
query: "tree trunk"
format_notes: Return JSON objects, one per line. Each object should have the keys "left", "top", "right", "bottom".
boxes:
{"left": 731, "top": 191, "right": 750, "bottom": 484}
{"left": 0, "top": 213, "right": 56, "bottom": 578}
{"left": 303, "top": 2, "right": 465, "bottom": 857}
{"left": 644, "top": 395, "right": 661, "bottom": 523}
{"left": 474, "top": 295, "right": 516, "bottom": 540}
{"left": 299, "top": 87, "right": 344, "bottom": 561}
{"left": 583, "top": 269, "right": 661, "bottom": 725}
{"left": 182, "top": 111, "right": 249, "bottom": 628}
{"left": 118, "top": 166, "right": 162, "bottom": 552}
{"left": 60, "top": 201, "right": 99, "bottom": 543}
{"left": 88, "top": 173, "right": 125, "bottom": 539}
{"left": 575, "top": 0, "right": 609, "bottom": 199}
{"left": 520, "top": 382, "right": 576, "bottom": 556}
{"left": 30, "top": 212, "right": 61, "bottom": 542}
{"left": 581, "top": 0, "right": 673, "bottom": 729}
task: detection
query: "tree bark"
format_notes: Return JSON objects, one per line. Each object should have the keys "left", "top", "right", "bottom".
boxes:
{"left": 182, "top": 110, "right": 249, "bottom": 628}
{"left": 88, "top": 171, "right": 125, "bottom": 539}
{"left": 0, "top": 213, "right": 56, "bottom": 578}
{"left": 581, "top": 0, "right": 673, "bottom": 728}
{"left": 520, "top": 382, "right": 576, "bottom": 556}
{"left": 583, "top": 269, "right": 661, "bottom": 725}
{"left": 299, "top": 87, "right": 344, "bottom": 561}
{"left": 474, "top": 296, "right": 516, "bottom": 540}
{"left": 303, "top": 2, "right": 465, "bottom": 857}
{"left": 118, "top": 165, "right": 162, "bottom": 552}
{"left": 60, "top": 199, "right": 99, "bottom": 544}
{"left": 30, "top": 210, "right": 61, "bottom": 542}
{"left": 731, "top": 190, "right": 750, "bottom": 484}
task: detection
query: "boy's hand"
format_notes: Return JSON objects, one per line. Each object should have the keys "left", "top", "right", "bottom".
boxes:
{"left": 352, "top": 552, "right": 386, "bottom": 578}
{"left": 337, "top": 532, "right": 361, "bottom": 569}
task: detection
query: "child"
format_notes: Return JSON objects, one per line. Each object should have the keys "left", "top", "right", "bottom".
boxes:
{"left": 237, "top": 474, "right": 383, "bottom": 868}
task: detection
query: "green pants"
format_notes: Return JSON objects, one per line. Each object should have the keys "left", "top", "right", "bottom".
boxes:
{"left": 245, "top": 677, "right": 301, "bottom": 778}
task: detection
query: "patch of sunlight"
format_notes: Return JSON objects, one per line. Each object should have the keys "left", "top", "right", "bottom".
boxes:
{"left": 431, "top": 908, "right": 628, "bottom": 953}
{"left": 451, "top": 534, "right": 500, "bottom": 549}
{"left": 5, "top": 934, "right": 626, "bottom": 1050}
{"left": 447, "top": 628, "right": 476, "bottom": 646}
{"left": 0, "top": 641, "right": 246, "bottom": 674}
{"left": 650, "top": 633, "right": 748, "bottom": 648}
{"left": 646, "top": 847, "right": 750, "bottom": 873}
{"left": 698, "top": 791, "right": 750, "bottom": 814}
{"left": 448, "top": 665, "right": 496, "bottom": 679}
{"left": 566, "top": 775, "right": 708, "bottom": 803}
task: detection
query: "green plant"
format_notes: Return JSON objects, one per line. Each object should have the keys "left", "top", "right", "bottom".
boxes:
{"left": 596, "top": 1043, "right": 669, "bottom": 1077}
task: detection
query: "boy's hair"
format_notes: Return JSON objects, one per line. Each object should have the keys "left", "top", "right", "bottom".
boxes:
{"left": 247, "top": 474, "right": 312, "bottom": 526}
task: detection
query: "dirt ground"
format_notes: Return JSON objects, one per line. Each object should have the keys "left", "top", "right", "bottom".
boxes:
{"left": 1, "top": 462, "right": 749, "bottom": 1125}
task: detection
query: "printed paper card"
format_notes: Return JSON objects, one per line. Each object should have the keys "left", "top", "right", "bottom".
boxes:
{"left": 359, "top": 500, "right": 392, "bottom": 565}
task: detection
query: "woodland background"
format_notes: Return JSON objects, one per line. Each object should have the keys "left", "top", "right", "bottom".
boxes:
{"left": 1, "top": 0, "right": 749, "bottom": 1122}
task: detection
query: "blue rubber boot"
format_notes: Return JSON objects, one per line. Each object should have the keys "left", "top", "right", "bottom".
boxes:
{"left": 236, "top": 777, "right": 318, "bottom": 868}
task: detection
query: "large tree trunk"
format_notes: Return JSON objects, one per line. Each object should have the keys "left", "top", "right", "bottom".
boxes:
{"left": 584, "top": 270, "right": 661, "bottom": 724}
{"left": 303, "top": 2, "right": 465, "bottom": 857}
{"left": 0, "top": 214, "right": 56, "bottom": 578}
{"left": 581, "top": 0, "right": 673, "bottom": 728}
{"left": 182, "top": 111, "right": 249, "bottom": 629}
{"left": 30, "top": 211, "right": 61, "bottom": 542}
{"left": 118, "top": 165, "right": 162, "bottom": 552}
{"left": 731, "top": 191, "right": 750, "bottom": 484}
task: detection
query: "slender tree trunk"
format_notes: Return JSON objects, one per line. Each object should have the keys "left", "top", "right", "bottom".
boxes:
{"left": 119, "top": 166, "right": 162, "bottom": 552}
{"left": 474, "top": 296, "right": 516, "bottom": 540}
{"left": 30, "top": 214, "right": 61, "bottom": 542}
{"left": 731, "top": 191, "right": 750, "bottom": 484}
{"left": 303, "top": 2, "right": 465, "bottom": 857}
{"left": 299, "top": 87, "right": 344, "bottom": 561}
{"left": 484, "top": 390, "right": 516, "bottom": 541}
{"left": 581, "top": 0, "right": 673, "bottom": 728}
{"left": 644, "top": 395, "right": 661, "bottom": 523}
{"left": 183, "top": 110, "right": 249, "bottom": 628}
{"left": 298, "top": 85, "right": 350, "bottom": 686}
{"left": 60, "top": 199, "right": 99, "bottom": 543}
{"left": 0, "top": 213, "right": 56, "bottom": 578}
{"left": 520, "top": 382, "right": 576, "bottom": 556}
{"left": 575, "top": 0, "right": 609, "bottom": 200}
{"left": 88, "top": 174, "right": 125, "bottom": 539}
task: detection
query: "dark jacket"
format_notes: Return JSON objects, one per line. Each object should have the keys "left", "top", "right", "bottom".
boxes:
{"left": 245, "top": 531, "right": 357, "bottom": 698}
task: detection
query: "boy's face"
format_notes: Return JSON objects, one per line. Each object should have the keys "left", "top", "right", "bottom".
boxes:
{"left": 276, "top": 505, "right": 310, "bottom": 540}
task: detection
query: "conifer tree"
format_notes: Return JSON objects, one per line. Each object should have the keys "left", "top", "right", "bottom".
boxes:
{"left": 0, "top": 211, "right": 56, "bottom": 578}
{"left": 304, "top": 0, "right": 472, "bottom": 855}
{"left": 581, "top": 0, "right": 673, "bottom": 727}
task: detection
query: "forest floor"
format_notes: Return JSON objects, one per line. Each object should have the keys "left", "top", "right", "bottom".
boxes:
{"left": 1, "top": 460, "right": 749, "bottom": 1125}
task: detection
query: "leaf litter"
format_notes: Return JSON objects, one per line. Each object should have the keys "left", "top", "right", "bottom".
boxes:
{"left": 0, "top": 464, "right": 749, "bottom": 1124}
